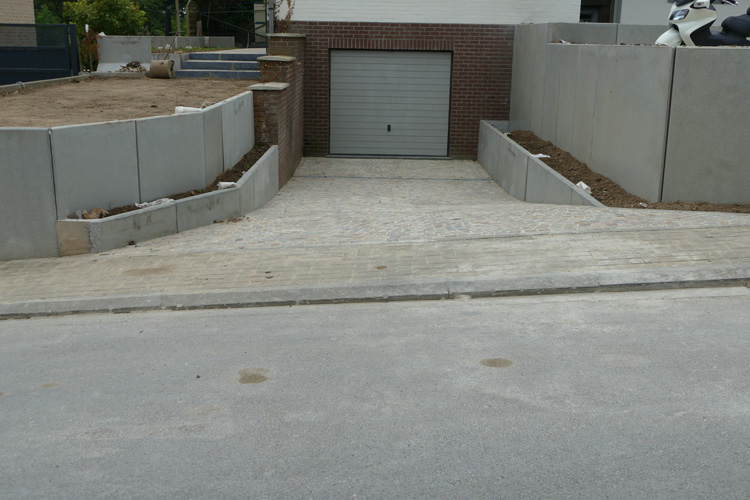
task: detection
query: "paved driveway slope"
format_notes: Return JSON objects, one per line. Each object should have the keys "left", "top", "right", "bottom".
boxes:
{"left": 1, "top": 158, "right": 749, "bottom": 317}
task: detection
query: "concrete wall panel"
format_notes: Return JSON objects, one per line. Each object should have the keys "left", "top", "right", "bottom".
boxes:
{"left": 478, "top": 122, "right": 528, "bottom": 201}
{"left": 57, "top": 203, "right": 177, "bottom": 256}
{"left": 529, "top": 24, "right": 550, "bottom": 136}
{"left": 253, "top": 146, "right": 280, "bottom": 210}
{"left": 589, "top": 45, "right": 673, "bottom": 202}
{"left": 51, "top": 121, "right": 140, "bottom": 217}
{"left": 202, "top": 104, "right": 224, "bottom": 186}
{"left": 548, "top": 23, "right": 617, "bottom": 44}
{"left": 663, "top": 47, "right": 750, "bottom": 203}
{"left": 97, "top": 36, "right": 152, "bottom": 72}
{"left": 525, "top": 157, "right": 574, "bottom": 205}
{"left": 477, "top": 121, "right": 495, "bottom": 171}
{"left": 616, "top": 25, "right": 668, "bottom": 45}
{"left": 569, "top": 44, "right": 599, "bottom": 166}
{"left": 95, "top": 203, "right": 177, "bottom": 252}
{"left": 541, "top": 43, "right": 562, "bottom": 143}
{"left": 553, "top": 44, "right": 580, "bottom": 153}
{"left": 0, "top": 129, "right": 58, "bottom": 260}
{"left": 175, "top": 189, "right": 241, "bottom": 232}
{"left": 239, "top": 169, "right": 256, "bottom": 214}
{"left": 504, "top": 142, "right": 530, "bottom": 201}
{"left": 222, "top": 92, "right": 255, "bottom": 171}
{"left": 509, "top": 24, "right": 534, "bottom": 132}
{"left": 136, "top": 113, "right": 206, "bottom": 202}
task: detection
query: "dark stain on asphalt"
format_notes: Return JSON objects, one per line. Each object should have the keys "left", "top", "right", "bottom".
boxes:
{"left": 40, "top": 382, "right": 60, "bottom": 388}
{"left": 239, "top": 368, "right": 269, "bottom": 384}
{"left": 480, "top": 358, "right": 513, "bottom": 368}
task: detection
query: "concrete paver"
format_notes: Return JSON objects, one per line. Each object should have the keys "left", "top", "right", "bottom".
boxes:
{"left": 1, "top": 158, "right": 749, "bottom": 317}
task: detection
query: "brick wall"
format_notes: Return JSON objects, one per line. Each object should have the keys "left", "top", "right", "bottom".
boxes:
{"left": 0, "top": 0, "right": 35, "bottom": 23}
{"left": 290, "top": 21, "right": 514, "bottom": 159}
{"left": 252, "top": 34, "right": 305, "bottom": 188}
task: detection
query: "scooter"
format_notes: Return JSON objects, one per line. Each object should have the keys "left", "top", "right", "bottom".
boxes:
{"left": 656, "top": 0, "right": 750, "bottom": 46}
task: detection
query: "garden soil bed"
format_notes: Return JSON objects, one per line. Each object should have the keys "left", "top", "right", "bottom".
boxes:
{"left": 508, "top": 130, "right": 750, "bottom": 214}
{"left": 0, "top": 76, "right": 257, "bottom": 127}
{"left": 105, "top": 142, "right": 271, "bottom": 217}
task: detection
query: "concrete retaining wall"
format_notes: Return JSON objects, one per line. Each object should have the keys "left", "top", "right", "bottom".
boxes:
{"left": 510, "top": 23, "right": 750, "bottom": 204}
{"left": 97, "top": 36, "right": 152, "bottom": 72}
{"left": 478, "top": 121, "right": 603, "bottom": 207}
{"left": 57, "top": 146, "right": 279, "bottom": 255}
{"left": 0, "top": 129, "right": 59, "bottom": 260}
{"left": 662, "top": 47, "right": 750, "bottom": 204}
{"left": 0, "top": 91, "right": 256, "bottom": 261}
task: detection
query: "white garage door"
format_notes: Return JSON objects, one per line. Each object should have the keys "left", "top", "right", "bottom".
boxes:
{"left": 330, "top": 50, "right": 452, "bottom": 157}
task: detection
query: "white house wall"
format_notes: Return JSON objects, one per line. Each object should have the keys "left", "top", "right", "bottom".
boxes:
{"left": 619, "top": 0, "right": 749, "bottom": 25}
{"left": 278, "top": 0, "right": 582, "bottom": 24}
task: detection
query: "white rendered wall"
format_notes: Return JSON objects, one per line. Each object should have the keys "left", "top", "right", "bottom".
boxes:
{"left": 279, "top": 0, "right": 582, "bottom": 24}
{"left": 619, "top": 0, "right": 748, "bottom": 26}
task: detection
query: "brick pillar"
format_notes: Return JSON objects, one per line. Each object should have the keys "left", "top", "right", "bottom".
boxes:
{"left": 267, "top": 33, "right": 305, "bottom": 66}
{"left": 251, "top": 37, "right": 305, "bottom": 188}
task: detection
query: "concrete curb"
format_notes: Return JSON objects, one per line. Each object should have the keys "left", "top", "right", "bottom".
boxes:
{"left": 0, "top": 74, "right": 90, "bottom": 96}
{"left": 2, "top": 264, "right": 748, "bottom": 319}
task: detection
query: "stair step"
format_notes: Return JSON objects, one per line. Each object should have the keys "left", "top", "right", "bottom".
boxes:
{"left": 175, "top": 69, "right": 261, "bottom": 80}
{"left": 181, "top": 60, "right": 259, "bottom": 71}
{"left": 188, "top": 52, "right": 263, "bottom": 62}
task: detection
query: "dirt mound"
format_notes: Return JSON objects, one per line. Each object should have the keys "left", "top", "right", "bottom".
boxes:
{"left": 508, "top": 130, "right": 750, "bottom": 214}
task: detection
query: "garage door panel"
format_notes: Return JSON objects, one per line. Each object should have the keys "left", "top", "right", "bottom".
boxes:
{"left": 331, "top": 68, "right": 452, "bottom": 80}
{"left": 331, "top": 82, "right": 451, "bottom": 93}
{"left": 331, "top": 130, "right": 450, "bottom": 140}
{"left": 331, "top": 144, "right": 446, "bottom": 156}
{"left": 330, "top": 90, "right": 450, "bottom": 101}
{"left": 331, "top": 108, "right": 450, "bottom": 119}
{"left": 333, "top": 51, "right": 450, "bottom": 62}
{"left": 330, "top": 50, "right": 451, "bottom": 157}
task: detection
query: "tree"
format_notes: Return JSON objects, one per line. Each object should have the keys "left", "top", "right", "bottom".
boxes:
{"left": 34, "top": 0, "right": 65, "bottom": 23}
{"left": 63, "top": 0, "right": 147, "bottom": 35}
{"left": 138, "top": 0, "right": 170, "bottom": 36}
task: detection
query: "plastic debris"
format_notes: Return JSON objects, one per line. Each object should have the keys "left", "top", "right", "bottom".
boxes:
{"left": 218, "top": 182, "right": 238, "bottom": 190}
{"left": 532, "top": 153, "right": 551, "bottom": 159}
{"left": 175, "top": 106, "right": 202, "bottom": 113}
{"left": 576, "top": 181, "right": 592, "bottom": 194}
{"left": 136, "top": 198, "right": 173, "bottom": 209}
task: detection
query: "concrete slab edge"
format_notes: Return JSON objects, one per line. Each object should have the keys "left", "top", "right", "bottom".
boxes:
{"left": 2, "top": 264, "right": 748, "bottom": 319}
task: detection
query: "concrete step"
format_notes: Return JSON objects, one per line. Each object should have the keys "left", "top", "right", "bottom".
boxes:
{"left": 175, "top": 69, "right": 261, "bottom": 80}
{"left": 188, "top": 52, "right": 263, "bottom": 62}
{"left": 181, "top": 60, "right": 259, "bottom": 71}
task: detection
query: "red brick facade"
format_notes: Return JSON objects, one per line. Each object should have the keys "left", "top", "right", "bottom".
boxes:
{"left": 253, "top": 34, "right": 305, "bottom": 188}
{"left": 289, "top": 21, "right": 515, "bottom": 159}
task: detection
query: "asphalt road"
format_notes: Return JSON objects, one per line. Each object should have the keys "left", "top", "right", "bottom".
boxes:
{"left": 2, "top": 287, "right": 749, "bottom": 499}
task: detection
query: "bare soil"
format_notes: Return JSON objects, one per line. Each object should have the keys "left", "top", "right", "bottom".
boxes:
{"left": 0, "top": 76, "right": 257, "bottom": 127}
{"left": 508, "top": 130, "right": 750, "bottom": 214}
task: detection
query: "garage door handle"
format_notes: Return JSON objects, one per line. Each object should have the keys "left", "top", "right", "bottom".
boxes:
{"left": 387, "top": 125, "right": 391, "bottom": 132}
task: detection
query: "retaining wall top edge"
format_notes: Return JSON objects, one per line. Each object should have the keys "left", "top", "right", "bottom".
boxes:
{"left": 60, "top": 201, "right": 176, "bottom": 222}
{"left": 49, "top": 120, "right": 137, "bottom": 131}
{"left": 0, "top": 127, "right": 52, "bottom": 131}
{"left": 173, "top": 187, "right": 239, "bottom": 203}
